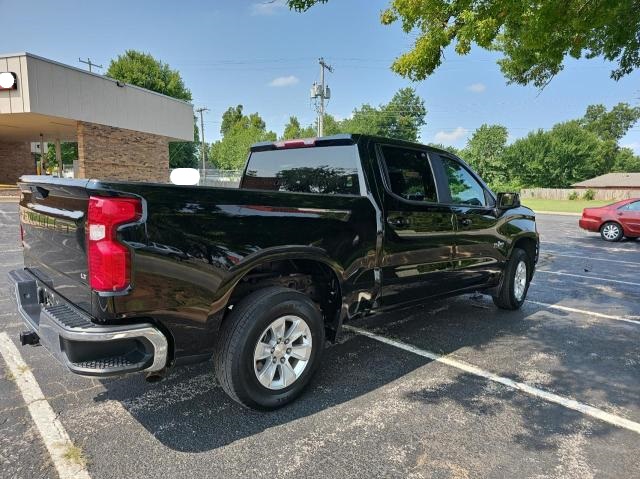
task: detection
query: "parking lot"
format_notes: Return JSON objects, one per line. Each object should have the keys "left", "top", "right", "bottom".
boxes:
{"left": 1, "top": 201, "right": 639, "bottom": 479}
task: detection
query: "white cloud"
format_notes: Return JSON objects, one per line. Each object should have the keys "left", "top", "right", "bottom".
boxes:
{"left": 269, "top": 75, "right": 299, "bottom": 87}
{"left": 467, "top": 83, "right": 486, "bottom": 93}
{"left": 434, "top": 127, "right": 468, "bottom": 144}
{"left": 251, "top": 0, "right": 286, "bottom": 15}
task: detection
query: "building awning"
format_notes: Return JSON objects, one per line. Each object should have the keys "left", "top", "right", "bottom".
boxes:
{"left": 0, "top": 52, "right": 193, "bottom": 142}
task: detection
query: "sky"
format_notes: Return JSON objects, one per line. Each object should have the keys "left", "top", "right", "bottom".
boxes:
{"left": 2, "top": 0, "right": 639, "bottom": 152}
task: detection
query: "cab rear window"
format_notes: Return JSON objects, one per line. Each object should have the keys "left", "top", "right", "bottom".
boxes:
{"left": 242, "top": 145, "right": 361, "bottom": 195}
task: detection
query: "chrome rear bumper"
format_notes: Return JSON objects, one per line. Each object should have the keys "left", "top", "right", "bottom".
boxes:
{"left": 7, "top": 268, "right": 168, "bottom": 377}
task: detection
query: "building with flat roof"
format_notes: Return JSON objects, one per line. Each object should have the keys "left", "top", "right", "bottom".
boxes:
{"left": 0, "top": 52, "right": 194, "bottom": 184}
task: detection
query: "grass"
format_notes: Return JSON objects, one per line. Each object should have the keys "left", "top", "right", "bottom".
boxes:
{"left": 522, "top": 198, "right": 612, "bottom": 213}
{"left": 63, "top": 444, "right": 87, "bottom": 467}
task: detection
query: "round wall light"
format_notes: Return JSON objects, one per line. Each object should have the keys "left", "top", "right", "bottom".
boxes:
{"left": 0, "top": 72, "right": 17, "bottom": 90}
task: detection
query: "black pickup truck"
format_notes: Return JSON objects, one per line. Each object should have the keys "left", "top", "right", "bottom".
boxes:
{"left": 8, "top": 134, "right": 538, "bottom": 409}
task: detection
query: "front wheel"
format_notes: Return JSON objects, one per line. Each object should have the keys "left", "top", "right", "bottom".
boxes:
{"left": 493, "top": 248, "right": 531, "bottom": 310}
{"left": 600, "top": 222, "right": 623, "bottom": 242}
{"left": 214, "top": 286, "right": 325, "bottom": 410}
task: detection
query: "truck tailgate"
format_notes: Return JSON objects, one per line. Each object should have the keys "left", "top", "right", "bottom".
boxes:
{"left": 19, "top": 179, "right": 92, "bottom": 314}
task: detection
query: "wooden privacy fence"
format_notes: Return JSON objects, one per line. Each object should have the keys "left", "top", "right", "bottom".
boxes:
{"left": 520, "top": 188, "right": 640, "bottom": 201}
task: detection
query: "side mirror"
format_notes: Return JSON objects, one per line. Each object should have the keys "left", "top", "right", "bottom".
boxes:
{"left": 170, "top": 168, "right": 200, "bottom": 186}
{"left": 496, "top": 192, "right": 521, "bottom": 209}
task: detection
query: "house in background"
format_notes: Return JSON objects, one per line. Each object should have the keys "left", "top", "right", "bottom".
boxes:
{"left": 572, "top": 173, "right": 640, "bottom": 191}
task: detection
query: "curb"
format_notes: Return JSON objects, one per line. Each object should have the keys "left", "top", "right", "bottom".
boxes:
{"left": 533, "top": 210, "right": 581, "bottom": 217}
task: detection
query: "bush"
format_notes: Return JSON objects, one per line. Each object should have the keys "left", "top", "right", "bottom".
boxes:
{"left": 583, "top": 189, "right": 596, "bottom": 201}
{"left": 568, "top": 191, "right": 579, "bottom": 200}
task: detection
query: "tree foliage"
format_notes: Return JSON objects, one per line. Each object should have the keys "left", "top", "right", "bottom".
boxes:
{"left": 287, "top": 0, "right": 640, "bottom": 87}
{"left": 341, "top": 87, "right": 427, "bottom": 141}
{"left": 580, "top": 103, "right": 640, "bottom": 142}
{"left": 106, "top": 50, "right": 192, "bottom": 101}
{"left": 211, "top": 107, "right": 276, "bottom": 169}
{"left": 107, "top": 50, "right": 198, "bottom": 168}
{"left": 461, "top": 124, "right": 508, "bottom": 184}
{"left": 46, "top": 142, "right": 78, "bottom": 170}
{"left": 282, "top": 116, "right": 316, "bottom": 139}
{"left": 450, "top": 103, "right": 640, "bottom": 190}
{"left": 169, "top": 120, "right": 200, "bottom": 169}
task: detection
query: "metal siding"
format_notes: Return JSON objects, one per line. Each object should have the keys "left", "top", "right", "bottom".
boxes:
{"left": 0, "top": 57, "right": 10, "bottom": 114}
{"left": 15, "top": 54, "right": 192, "bottom": 141}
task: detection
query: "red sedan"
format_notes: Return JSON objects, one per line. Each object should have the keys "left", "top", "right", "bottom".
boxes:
{"left": 579, "top": 198, "right": 640, "bottom": 242}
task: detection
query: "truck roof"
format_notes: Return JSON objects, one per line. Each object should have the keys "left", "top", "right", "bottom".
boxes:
{"left": 250, "top": 134, "right": 453, "bottom": 157}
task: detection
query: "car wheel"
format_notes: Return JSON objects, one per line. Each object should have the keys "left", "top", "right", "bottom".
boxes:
{"left": 600, "top": 222, "right": 623, "bottom": 242}
{"left": 214, "top": 286, "right": 325, "bottom": 410}
{"left": 493, "top": 248, "right": 531, "bottom": 310}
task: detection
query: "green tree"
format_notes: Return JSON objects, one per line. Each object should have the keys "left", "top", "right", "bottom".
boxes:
{"left": 170, "top": 120, "right": 200, "bottom": 169}
{"left": 461, "top": 124, "right": 509, "bottom": 185}
{"left": 341, "top": 87, "right": 427, "bottom": 141}
{"left": 106, "top": 50, "right": 191, "bottom": 101}
{"left": 427, "top": 143, "right": 461, "bottom": 157}
{"left": 106, "top": 50, "right": 197, "bottom": 168}
{"left": 211, "top": 107, "right": 276, "bottom": 169}
{"left": 282, "top": 116, "right": 316, "bottom": 139}
{"left": 580, "top": 103, "right": 640, "bottom": 142}
{"left": 611, "top": 148, "right": 640, "bottom": 172}
{"left": 287, "top": 0, "right": 640, "bottom": 87}
{"left": 46, "top": 142, "right": 78, "bottom": 170}
{"left": 502, "top": 122, "right": 606, "bottom": 188}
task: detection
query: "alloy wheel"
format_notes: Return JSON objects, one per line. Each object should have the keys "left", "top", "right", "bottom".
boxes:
{"left": 253, "top": 315, "right": 312, "bottom": 390}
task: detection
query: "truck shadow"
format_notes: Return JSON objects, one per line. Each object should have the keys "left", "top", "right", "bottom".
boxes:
{"left": 93, "top": 295, "right": 638, "bottom": 454}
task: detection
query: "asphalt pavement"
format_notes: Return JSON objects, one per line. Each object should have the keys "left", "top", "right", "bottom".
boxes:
{"left": 1, "top": 201, "right": 638, "bottom": 479}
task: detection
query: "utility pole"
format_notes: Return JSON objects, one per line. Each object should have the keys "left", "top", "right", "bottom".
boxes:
{"left": 78, "top": 57, "right": 103, "bottom": 73}
{"left": 310, "top": 57, "right": 333, "bottom": 136}
{"left": 195, "top": 107, "right": 210, "bottom": 174}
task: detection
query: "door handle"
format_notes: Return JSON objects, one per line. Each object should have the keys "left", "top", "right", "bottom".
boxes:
{"left": 460, "top": 218, "right": 473, "bottom": 227}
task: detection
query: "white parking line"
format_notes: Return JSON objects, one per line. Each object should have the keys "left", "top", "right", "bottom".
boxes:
{"left": 537, "top": 270, "right": 640, "bottom": 287}
{"left": 540, "top": 241, "right": 638, "bottom": 254}
{"left": 526, "top": 300, "right": 640, "bottom": 326}
{"left": 542, "top": 251, "right": 640, "bottom": 266}
{"left": 0, "top": 248, "right": 22, "bottom": 254}
{"left": 344, "top": 325, "right": 640, "bottom": 435}
{"left": 0, "top": 333, "right": 92, "bottom": 479}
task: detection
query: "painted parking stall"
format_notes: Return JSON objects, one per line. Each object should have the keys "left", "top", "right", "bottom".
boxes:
{"left": 1, "top": 204, "right": 639, "bottom": 478}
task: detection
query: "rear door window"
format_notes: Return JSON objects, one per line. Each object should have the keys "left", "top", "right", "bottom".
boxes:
{"left": 379, "top": 145, "right": 438, "bottom": 202}
{"left": 622, "top": 201, "right": 640, "bottom": 211}
{"left": 242, "top": 145, "right": 361, "bottom": 195}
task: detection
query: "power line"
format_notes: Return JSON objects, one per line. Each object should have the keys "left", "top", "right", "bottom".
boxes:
{"left": 78, "top": 57, "right": 103, "bottom": 73}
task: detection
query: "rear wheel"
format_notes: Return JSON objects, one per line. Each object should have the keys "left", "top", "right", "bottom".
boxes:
{"left": 214, "top": 286, "right": 325, "bottom": 410}
{"left": 600, "top": 222, "right": 623, "bottom": 242}
{"left": 493, "top": 248, "right": 531, "bottom": 310}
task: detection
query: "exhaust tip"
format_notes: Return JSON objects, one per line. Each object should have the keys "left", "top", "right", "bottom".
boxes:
{"left": 19, "top": 331, "right": 40, "bottom": 346}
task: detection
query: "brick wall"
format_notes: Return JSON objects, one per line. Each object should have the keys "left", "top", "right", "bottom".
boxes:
{"left": 77, "top": 121, "right": 169, "bottom": 182}
{"left": 0, "top": 141, "right": 34, "bottom": 184}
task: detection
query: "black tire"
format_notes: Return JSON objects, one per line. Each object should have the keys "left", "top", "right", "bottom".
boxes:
{"left": 600, "top": 222, "right": 624, "bottom": 242}
{"left": 492, "top": 248, "right": 531, "bottom": 310}
{"left": 214, "top": 286, "right": 325, "bottom": 410}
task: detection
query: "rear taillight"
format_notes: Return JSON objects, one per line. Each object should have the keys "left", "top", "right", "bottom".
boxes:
{"left": 87, "top": 196, "right": 142, "bottom": 292}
